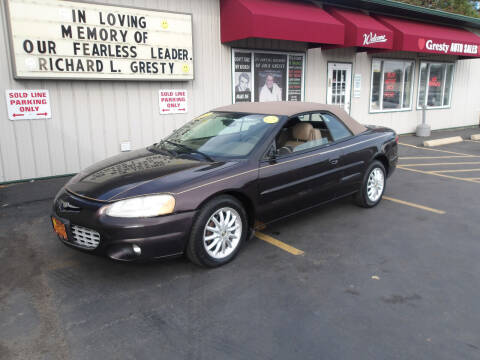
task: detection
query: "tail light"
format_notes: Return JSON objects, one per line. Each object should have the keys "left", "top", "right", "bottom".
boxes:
{"left": 395, "top": 135, "right": 399, "bottom": 143}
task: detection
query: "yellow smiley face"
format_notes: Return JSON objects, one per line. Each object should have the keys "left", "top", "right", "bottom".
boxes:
{"left": 182, "top": 64, "right": 190, "bottom": 73}
{"left": 161, "top": 20, "right": 168, "bottom": 29}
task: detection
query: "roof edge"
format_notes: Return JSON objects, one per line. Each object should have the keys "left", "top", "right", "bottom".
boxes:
{"left": 318, "top": 0, "right": 480, "bottom": 29}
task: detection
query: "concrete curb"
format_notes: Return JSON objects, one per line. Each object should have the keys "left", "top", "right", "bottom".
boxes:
{"left": 423, "top": 136, "right": 463, "bottom": 147}
{"left": 471, "top": 134, "right": 480, "bottom": 141}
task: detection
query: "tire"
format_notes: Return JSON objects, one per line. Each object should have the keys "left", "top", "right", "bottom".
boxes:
{"left": 186, "top": 195, "right": 247, "bottom": 267}
{"left": 355, "top": 160, "right": 386, "bottom": 208}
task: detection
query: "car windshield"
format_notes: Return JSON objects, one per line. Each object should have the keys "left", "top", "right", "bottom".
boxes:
{"left": 157, "top": 112, "right": 279, "bottom": 159}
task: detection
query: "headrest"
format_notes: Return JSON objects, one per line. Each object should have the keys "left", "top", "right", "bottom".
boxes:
{"left": 292, "top": 123, "right": 314, "bottom": 141}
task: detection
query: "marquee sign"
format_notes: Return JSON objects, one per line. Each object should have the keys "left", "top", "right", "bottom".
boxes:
{"left": 5, "top": 0, "right": 194, "bottom": 80}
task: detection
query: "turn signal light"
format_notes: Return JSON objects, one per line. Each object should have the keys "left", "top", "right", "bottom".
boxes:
{"left": 52, "top": 217, "right": 67, "bottom": 240}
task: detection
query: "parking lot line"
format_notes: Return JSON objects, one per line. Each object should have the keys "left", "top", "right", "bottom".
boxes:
{"left": 433, "top": 168, "right": 480, "bottom": 173}
{"left": 398, "top": 142, "right": 476, "bottom": 157}
{"left": 399, "top": 155, "right": 479, "bottom": 160}
{"left": 397, "top": 165, "right": 480, "bottom": 184}
{"left": 255, "top": 231, "right": 305, "bottom": 256}
{"left": 400, "top": 161, "right": 480, "bottom": 167}
{"left": 383, "top": 196, "right": 445, "bottom": 214}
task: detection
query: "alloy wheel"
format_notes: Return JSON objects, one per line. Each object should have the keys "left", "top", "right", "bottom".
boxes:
{"left": 367, "top": 167, "right": 385, "bottom": 202}
{"left": 203, "top": 207, "right": 242, "bottom": 259}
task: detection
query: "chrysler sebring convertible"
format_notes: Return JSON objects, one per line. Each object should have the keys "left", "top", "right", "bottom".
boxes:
{"left": 51, "top": 102, "right": 398, "bottom": 267}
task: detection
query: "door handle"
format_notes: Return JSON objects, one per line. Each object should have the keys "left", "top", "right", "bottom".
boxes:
{"left": 330, "top": 159, "right": 339, "bottom": 165}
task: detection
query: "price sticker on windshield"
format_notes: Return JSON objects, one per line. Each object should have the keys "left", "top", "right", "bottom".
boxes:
{"left": 263, "top": 116, "right": 279, "bottom": 124}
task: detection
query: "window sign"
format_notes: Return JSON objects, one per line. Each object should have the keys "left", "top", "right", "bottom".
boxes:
{"left": 233, "top": 52, "right": 252, "bottom": 103}
{"left": 6, "top": 0, "right": 194, "bottom": 80}
{"left": 288, "top": 55, "right": 303, "bottom": 101}
{"left": 254, "top": 53, "right": 287, "bottom": 102}
{"left": 417, "top": 62, "right": 454, "bottom": 109}
{"left": 370, "top": 59, "right": 414, "bottom": 112}
{"left": 232, "top": 49, "right": 305, "bottom": 103}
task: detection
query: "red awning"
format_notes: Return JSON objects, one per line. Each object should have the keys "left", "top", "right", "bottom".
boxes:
{"left": 220, "top": 0, "right": 344, "bottom": 45}
{"left": 375, "top": 15, "right": 480, "bottom": 57}
{"left": 326, "top": 7, "right": 394, "bottom": 49}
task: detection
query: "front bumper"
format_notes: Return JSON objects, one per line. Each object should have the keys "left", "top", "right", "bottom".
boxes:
{"left": 52, "top": 190, "right": 196, "bottom": 261}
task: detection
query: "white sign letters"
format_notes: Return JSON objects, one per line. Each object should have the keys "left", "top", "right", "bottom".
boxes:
{"left": 363, "top": 32, "right": 388, "bottom": 46}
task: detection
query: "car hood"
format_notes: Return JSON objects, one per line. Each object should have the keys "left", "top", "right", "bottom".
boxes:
{"left": 65, "top": 148, "right": 235, "bottom": 201}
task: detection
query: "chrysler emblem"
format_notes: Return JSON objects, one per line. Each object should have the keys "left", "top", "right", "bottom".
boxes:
{"left": 58, "top": 199, "right": 80, "bottom": 211}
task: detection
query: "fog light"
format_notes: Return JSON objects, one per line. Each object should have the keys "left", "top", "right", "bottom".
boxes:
{"left": 132, "top": 244, "right": 141, "bottom": 256}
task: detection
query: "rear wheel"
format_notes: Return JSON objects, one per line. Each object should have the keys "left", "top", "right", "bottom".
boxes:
{"left": 355, "top": 160, "right": 386, "bottom": 208}
{"left": 186, "top": 195, "right": 246, "bottom": 267}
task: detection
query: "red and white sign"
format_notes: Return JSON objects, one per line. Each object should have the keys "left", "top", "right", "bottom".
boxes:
{"left": 417, "top": 38, "right": 479, "bottom": 55}
{"left": 159, "top": 90, "right": 187, "bottom": 114}
{"left": 5, "top": 89, "right": 51, "bottom": 120}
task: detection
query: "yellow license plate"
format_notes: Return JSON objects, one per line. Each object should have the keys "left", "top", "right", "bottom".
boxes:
{"left": 52, "top": 217, "right": 68, "bottom": 240}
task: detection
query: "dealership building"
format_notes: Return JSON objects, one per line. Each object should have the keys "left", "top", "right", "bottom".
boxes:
{"left": 1, "top": 0, "right": 480, "bottom": 183}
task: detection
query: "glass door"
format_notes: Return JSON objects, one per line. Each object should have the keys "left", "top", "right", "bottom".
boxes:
{"left": 327, "top": 63, "right": 352, "bottom": 114}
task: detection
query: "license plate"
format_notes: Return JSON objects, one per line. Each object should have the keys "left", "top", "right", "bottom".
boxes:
{"left": 52, "top": 217, "right": 68, "bottom": 240}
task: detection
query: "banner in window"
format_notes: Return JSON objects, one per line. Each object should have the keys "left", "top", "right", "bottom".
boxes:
{"left": 233, "top": 52, "right": 252, "bottom": 103}
{"left": 254, "top": 53, "right": 287, "bottom": 102}
{"left": 288, "top": 55, "right": 303, "bottom": 101}
{"left": 232, "top": 49, "right": 304, "bottom": 103}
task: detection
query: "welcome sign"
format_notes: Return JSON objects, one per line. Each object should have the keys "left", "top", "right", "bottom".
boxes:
{"left": 5, "top": 0, "right": 194, "bottom": 80}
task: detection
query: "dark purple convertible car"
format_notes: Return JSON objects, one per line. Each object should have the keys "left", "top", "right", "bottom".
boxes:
{"left": 52, "top": 102, "right": 398, "bottom": 267}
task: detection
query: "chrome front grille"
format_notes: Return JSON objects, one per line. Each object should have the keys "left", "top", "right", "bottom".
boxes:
{"left": 71, "top": 225, "right": 100, "bottom": 250}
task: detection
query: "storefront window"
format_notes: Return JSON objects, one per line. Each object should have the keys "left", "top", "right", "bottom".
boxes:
{"left": 370, "top": 59, "right": 414, "bottom": 112}
{"left": 232, "top": 49, "right": 305, "bottom": 103}
{"left": 417, "top": 62, "right": 454, "bottom": 109}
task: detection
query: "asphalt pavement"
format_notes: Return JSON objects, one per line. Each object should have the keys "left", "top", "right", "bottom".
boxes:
{"left": 1, "top": 127, "right": 480, "bottom": 360}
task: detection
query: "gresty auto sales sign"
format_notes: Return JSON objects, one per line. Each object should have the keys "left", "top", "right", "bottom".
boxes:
{"left": 417, "top": 38, "right": 479, "bottom": 55}
{"left": 5, "top": 0, "right": 193, "bottom": 80}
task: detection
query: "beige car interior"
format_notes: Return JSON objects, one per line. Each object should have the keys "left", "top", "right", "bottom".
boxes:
{"left": 277, "top": 121, "right": 327, "bottom": 153}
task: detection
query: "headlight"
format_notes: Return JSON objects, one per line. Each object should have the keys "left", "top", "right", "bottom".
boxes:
{"left": 103, "top": 194, "right": 175, "bottom": 218}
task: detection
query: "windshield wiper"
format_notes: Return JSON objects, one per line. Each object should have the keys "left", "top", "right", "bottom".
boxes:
{"left": 161, "top": 140, "right": 215, "bottom": 162}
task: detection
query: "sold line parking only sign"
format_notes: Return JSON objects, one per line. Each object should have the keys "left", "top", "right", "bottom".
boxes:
{"left": 6, "top": 89, "right": 52, "bottom": 120}
{"left": 159, "top": 90, "right": 187, "bottom": 114}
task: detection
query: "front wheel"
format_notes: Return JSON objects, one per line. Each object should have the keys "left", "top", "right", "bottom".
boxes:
{"left": 186, "top": 195, "right": 247, "bottom": 267}
{"left": 355, "top": 160, "right": 386, "bottom": 208}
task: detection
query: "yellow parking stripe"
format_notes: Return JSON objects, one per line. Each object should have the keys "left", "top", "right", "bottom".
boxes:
{"left": 398, "top": 142, "right": 475, "bottom": 157}
{"left": 433, "top": 168, "right": 480, "bottom": 173}
{"left": 397, "top": 165, "right": 480, "bottom": 184}
{"left": 255, "top": 231, "right": 304, "bottom": 256}
{"left": 401, "top": 162, "right": 480, "bottom": 167}
{"left": 383, "top": 196, "right": 445, "bottom": 215}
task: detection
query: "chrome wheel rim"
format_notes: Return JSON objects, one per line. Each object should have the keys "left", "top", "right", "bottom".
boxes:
{"left": 367, "top": 167, "right": 385, "bottom": 202}
{"left": 203, "top": 207, "right": 242, "bottom": 259}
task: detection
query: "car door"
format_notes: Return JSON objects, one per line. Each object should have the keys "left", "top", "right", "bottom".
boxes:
{"left": 256, "top": 114, "right": 344, "bottom": 223}
{"left": 321, "top": 112, "right": 370, "bottom": 197}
